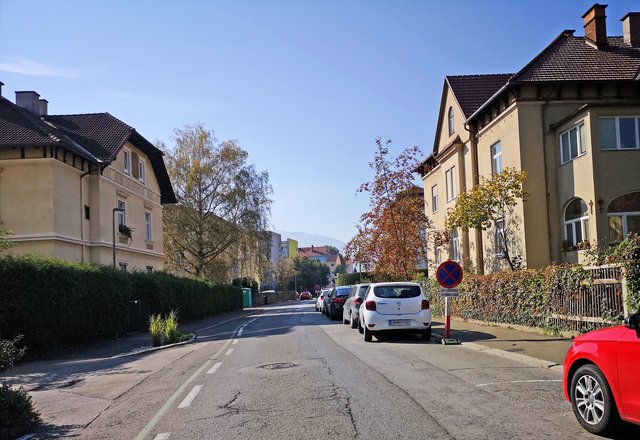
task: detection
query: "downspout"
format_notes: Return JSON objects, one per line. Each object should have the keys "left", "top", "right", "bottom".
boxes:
{"left": 464, "top": 120, "right": 484, "bottom": 274}
{"left": 541, "top": 96, "right": 554, "bottom": 266}
{"left": 80, "top": 169, "right": 91, "bottom": 263}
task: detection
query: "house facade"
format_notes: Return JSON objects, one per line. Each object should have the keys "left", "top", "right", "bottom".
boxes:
{"left": 0, "top": 86, "right": 176, "bottom": 271}
{"left": 417, "top": 4, "right": 640, "bottom": 274}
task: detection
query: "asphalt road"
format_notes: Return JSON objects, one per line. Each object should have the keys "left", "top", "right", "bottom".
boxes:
{"left": 14, "top": 301, "right": 640, "bottom": 439}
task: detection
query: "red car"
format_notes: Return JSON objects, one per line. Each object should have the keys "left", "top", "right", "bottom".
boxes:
{"left": 298, "top": 291, "right": 312, "bottom": 300}
{"left": 563, "top": 311, "right": 640, "bottom": 435}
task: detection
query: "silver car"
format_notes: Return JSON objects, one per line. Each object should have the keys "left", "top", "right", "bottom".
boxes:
{"left": 342, "top": 283, "right": 370, "bottom": 329}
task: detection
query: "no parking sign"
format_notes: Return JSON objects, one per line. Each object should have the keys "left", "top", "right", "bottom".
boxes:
{"left": 436, "top": 260, "right": 463, "bottom": 343}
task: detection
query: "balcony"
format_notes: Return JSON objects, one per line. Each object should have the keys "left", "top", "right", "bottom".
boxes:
{"left": 105, "top": 168, "right": 161, "bottom": 204}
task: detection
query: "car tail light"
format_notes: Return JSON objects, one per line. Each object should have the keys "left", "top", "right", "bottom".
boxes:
{"left": 354, "top": 298, "right": 362, "bottom": 305}
{"left": 421, "top": 299, "right": 430, "bottom": 310}
{"left": 334, "top": 297, "right": 346, "bottom": 304}
{"left": 365, "top": 300, "right": 376, "bottom": 311}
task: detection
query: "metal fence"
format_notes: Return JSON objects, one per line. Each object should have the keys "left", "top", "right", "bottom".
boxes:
{"left": 548, "top": 264, "right": 627, "bottom": 333}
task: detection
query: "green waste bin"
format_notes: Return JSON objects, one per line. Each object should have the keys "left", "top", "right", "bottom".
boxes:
{"left": 242, "top": 288, "right": 252, "bottom": 308}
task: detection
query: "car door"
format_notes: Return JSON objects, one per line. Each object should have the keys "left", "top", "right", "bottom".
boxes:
{"left": 617, "top": 327, "right": 640, "bottom": 421}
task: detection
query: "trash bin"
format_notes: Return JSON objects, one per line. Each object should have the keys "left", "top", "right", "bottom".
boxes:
{"left": 242, "top": 288, "right": 252, "bottom": 308}
{"left": 263, "top": 294, "right": 268, "bottom": 305}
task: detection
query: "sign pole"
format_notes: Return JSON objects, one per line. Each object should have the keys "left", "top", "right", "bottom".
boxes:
{"left": 444, "top": 296, "right": 451, "bottom": 339}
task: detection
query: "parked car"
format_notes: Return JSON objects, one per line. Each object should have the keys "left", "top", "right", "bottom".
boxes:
{"left": 325, "top": 285, "right": 351, "bottom": 320}
{"left": 299, "top": 290, "right": 312, "bottom": 301}
{"left": 358, "top": 282, "right": 431, "bottom": 342}
{"left": 316, "top": 288, "right": 330, "bottom": 312}
{"left": 342, "top": 283, "right": 370, "bottom": 328}
{"left": 563, "top": 311, "right": 640, "bottom": 435}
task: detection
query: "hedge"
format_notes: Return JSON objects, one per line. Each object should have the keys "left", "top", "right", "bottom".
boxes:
{"left": 0, "top": 255, "right": 242, "bottom": 356}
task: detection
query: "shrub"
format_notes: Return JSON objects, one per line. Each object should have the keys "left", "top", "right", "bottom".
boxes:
{"left": 163, "top": 310, "right": 180, "bottom": 344}
{"left": 0, "top": 336, "right": 26, "bottom": 373}
{"left": 0, "top": 384, "right": 40, "bottom": 438}
{"left": 149, "top": 314, "right": 164, "bottom": 347}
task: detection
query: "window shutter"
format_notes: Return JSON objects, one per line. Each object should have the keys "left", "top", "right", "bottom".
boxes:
{"left": 131, "top": 152, "right": 139, "bottom": 178}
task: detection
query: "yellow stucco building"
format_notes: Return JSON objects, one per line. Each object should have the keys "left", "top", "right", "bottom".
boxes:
{"left": 0, "top": 85, "right": 176, "bottom": 271}
{"left": 417, "top": 4, "right": 640, "bottom": 274}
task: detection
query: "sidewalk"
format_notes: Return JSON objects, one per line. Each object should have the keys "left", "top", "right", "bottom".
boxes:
{"left": 431, "top": 317, "right": 573, "bottom": 368}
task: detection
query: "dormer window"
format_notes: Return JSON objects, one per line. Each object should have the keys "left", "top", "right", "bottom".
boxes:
{"left": 124, "top": 150, "right": 131, "bottom": 175}
{"left": 448, "top": 106, "right": 455, "bottom": 136}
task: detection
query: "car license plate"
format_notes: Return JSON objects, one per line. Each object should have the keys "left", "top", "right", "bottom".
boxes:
{"left": 389, "top": 319, "right": 409, "bottom": 327}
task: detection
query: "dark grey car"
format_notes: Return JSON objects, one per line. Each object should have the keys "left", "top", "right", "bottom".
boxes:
{"left": 325, "top": 285, "right": 351, "bottom": 320}
{"left": 342, "top": 283, "right": 370, "bottom": 328}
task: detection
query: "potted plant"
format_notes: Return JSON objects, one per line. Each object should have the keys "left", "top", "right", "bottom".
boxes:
{"left": 118, "top": 224, "right": 133, "bottom": 240}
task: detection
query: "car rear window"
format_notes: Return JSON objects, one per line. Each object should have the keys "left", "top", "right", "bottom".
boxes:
{"left": 373, "top": 285, "right": 421, "bottom": 298}
{"left": 357, "top": 285, "right": 369, "bottom": 298}
{"left": 336, "top": 287, "right": 351, "bottom": 296}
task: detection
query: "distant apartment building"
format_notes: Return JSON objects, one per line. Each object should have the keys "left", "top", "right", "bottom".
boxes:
{"left": 416, "top": 4, "right": 640, "bottom": 274}
{"left": 269, "top": 231, "right": 282, "bottom": 262}
{"left": 298, "top": 245, "right": 343, "bottom": 273}
{"left": 280, "top": 238, "right": 298, "bottom": 260}
{"left": 0, "top": 85, "right": 176, "bottom": 271}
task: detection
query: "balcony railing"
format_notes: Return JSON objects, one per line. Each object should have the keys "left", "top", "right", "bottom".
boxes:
{"left": 104, "top": 168, "right": 161, "bottom": 204}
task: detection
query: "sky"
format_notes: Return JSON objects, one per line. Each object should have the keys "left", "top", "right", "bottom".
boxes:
{"left": 1, "top": 0, "right": 638, "bottom": 245}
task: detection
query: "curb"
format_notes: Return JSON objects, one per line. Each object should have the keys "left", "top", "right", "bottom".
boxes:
{"left": 109, "top": 332, "right": 197, "bottom": 359}
{"left": 432, "top": 332, "right": 563, "bottom": 371}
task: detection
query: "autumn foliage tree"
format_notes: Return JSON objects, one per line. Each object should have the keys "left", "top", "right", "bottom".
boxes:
{"left": 445, "top": 167, "right": 527, "bottom": 270}
{"left": 345, "top": 139, "right": 431, "bottom": 280}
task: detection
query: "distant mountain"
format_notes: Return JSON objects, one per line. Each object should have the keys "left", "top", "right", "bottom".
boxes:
{"left": 276, "top": 230, "right": 346, "bottom": 251}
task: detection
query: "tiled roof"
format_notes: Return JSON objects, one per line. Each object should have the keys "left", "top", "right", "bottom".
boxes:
{"left": 46, "top": 113, "right": 133, "bottom": 162}
{"left": 446, "top": 74, "right": 512, "bottom": 118}
{"left": 512, "top": 32, "right": 640, "bottom": 83}
{"left": 0, "top": 97, "right": 61, "bottom": 147}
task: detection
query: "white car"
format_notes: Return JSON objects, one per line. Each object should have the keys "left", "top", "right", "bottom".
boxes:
{"left": 358, "top": 282, "right": 432, "bottom": 342}
{"left": 316, "top": 288, "right": 331, "bottom": 312}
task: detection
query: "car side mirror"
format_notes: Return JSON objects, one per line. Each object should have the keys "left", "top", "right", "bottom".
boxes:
{"left": 624, "top": 312, "right": 640, "bottom": 338}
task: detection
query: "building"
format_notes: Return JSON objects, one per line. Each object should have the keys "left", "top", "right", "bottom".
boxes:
{"left": 298, "top": 245, "right": 343, "bottom": 272}
{"left": 280, "top": 238, "right": 298, "bottom": 260}
{"left": 0, "top": 86, "right": 176, "bottom": 271}
{"left": 268, "top": 231, "right": 282, "bottom": 263}
{"left": 416, "top": 4, "right": 640, "bottom": 274}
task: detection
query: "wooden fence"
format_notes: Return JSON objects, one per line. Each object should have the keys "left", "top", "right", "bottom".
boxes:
{"left": 547, "top": 264, "right": 627, "bottom": 333}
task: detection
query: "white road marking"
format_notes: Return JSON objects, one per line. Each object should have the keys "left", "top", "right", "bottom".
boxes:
{"left": 153, "top": 434, "right": 171, "bottom": 440}
{"left": 16, "top": 435, "right": 35, "bottom": 440}
{"left": 225, "top": 348, "right": 235, "bottom": 356}
{"left": 232, "top": 339, "right": 239, "bottom": 345}
{"left": 207, "top": 362, "right": 223, "bottom": 375}
{"left": 178, "top": 385, "right": 203, "bottom": 408}
{"left": 476, "top": 379, "right": 562, "bottom": 387}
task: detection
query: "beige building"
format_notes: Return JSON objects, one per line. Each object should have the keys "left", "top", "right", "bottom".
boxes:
{"left": 0, "top": 85, "right": 176, "bottom": 271}
{"left": 417, "top": 4, "right": 640, "bottom": 274}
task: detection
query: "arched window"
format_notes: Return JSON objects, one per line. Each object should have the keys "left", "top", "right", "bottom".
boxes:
{"left": 607, "top": 191, "right": 640, "bottom": 242}
{"left": 564, "top": 198, "right": 589, "bottom": 246}
{"left": 448, "top": 106, "right": 454, "bottom": 136}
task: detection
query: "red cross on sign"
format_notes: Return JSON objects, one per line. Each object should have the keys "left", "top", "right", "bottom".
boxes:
{"left": 436, "top": 260, "right": 463, "bottom": 289}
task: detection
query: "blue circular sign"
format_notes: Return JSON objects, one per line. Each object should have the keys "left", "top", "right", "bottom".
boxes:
{"left": 436, "top": 260, "right": 463, "bottom": 288}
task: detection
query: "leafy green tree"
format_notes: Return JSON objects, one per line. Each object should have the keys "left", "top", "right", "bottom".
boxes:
{"left": 162, "top": 124, "right": 273, "bottom": 280}
{"left": 445, "top": 168, "right": 527, "bottom": 270}
{"left": 290, "top": 257, "right": 330, "bottom": 291}
{"left": 272, "top": 258, "right": 296, "bottom": 291}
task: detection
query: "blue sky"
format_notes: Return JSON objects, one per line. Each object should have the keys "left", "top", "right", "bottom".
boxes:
{"left": 1, "top": 0, "right": 638, "bottom": 244}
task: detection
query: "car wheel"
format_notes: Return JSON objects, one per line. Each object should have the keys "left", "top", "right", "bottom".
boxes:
{"left": 421, "top": 327, "right": 432, "bottom": 341}
{"left": 350, "top": 313, "right": 358, "bottom": 329}
{"left": 358, "top": 320, "right": 364, "bottom": 334}
{"left": 570, "top": 364, "right": 619, "bottom": 435}
{"left": 364, "top": 324, "right": 373, "bottom": 342}
{"left": 343, "top": 312, "right": 349, "bottom": 325}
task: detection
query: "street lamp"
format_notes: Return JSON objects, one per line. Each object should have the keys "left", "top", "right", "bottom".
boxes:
{"left": 112, "top": 207, "right": 125, "bottom": 269}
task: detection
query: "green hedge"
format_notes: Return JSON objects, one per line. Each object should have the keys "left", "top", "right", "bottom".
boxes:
{"left": 0, "top": 255, "right": 242, "bottom": 356}
{"left": 336, "top": 272, "right": 371, "bottom": 286}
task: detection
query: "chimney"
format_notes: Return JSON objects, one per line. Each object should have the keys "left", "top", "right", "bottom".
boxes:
{"left": 15, "top": 91, "right": 40, "bottom": 114}
{"left": 0, "top": 81, "right": 4, "bottom": 98}
{"left": 39, "top": 99, "right": 48, "bottom": 116}
{"left": 622, "top": 13, "right": 640, "bottom": 47}
{"left": 582, "top": 4, "right": 608, "bottom": 48}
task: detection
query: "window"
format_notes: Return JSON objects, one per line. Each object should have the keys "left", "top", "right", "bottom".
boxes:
{"left": 560, "top": 123, "right": 586, "bottom": 164}
{"left": 435, "top": 247, "right": 442, "bottom": 265}
{"left": 607, "top": 192, "right": 640, "bottom": 242}
{"left": 494, "top": 218, "right": 506, "bottom": 256}
{"left": 84, "top": 205, "right": 90, "bottom": 220}
{"left": 491, "top": 142, "right": 502, "bottom": 174}
{"left": 139, "top": 160, "right": 146, "bottom": 184}
{"left": 448, "top": 106, "right": 454, "bottom": 136}
{"left": 445, "top": 165, "right": 457, "bottom": 202}
{"left": 431, "top": 185, "right": 439, "bottom": 213}
{"left": 145, "top": 212, "right": 152, "bottom": 241}
{"left": 117, "top": 200, "right": 126, "bottom": 226}
{"left": 124, "top": 150, "right": 131, "bottom": 175}
{"left": 564, "top": 198, "right": 589, "bottom": 246}
{"left": 146, "top": 266, "right": 154, "bottom": 273}
{"left": 119, "top": 262, "right": 128, "bottom": 272}
{"left": 599, "top": 117, "right": 640, "bottom": 150}
{"left": 451, "top": 230, "right": 460, "bottom": 262}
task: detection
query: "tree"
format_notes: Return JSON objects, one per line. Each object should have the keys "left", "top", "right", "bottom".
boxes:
{"left": 345, "top": 139, "right": 431, "bottom": 280}
{"left": 272, "top": 258, "right": 296, "bottom": 291}
{"left": 0, "top": 230, "right": 14, "bottom": 250}
{"left": 290, "top": 257, "right": 330, "bottom": 291}
{"left": 445, "top": 167, "right": 527, "bottom": 270}
{"left": 163, "top": 124, "right": 273, "bottom": 280}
